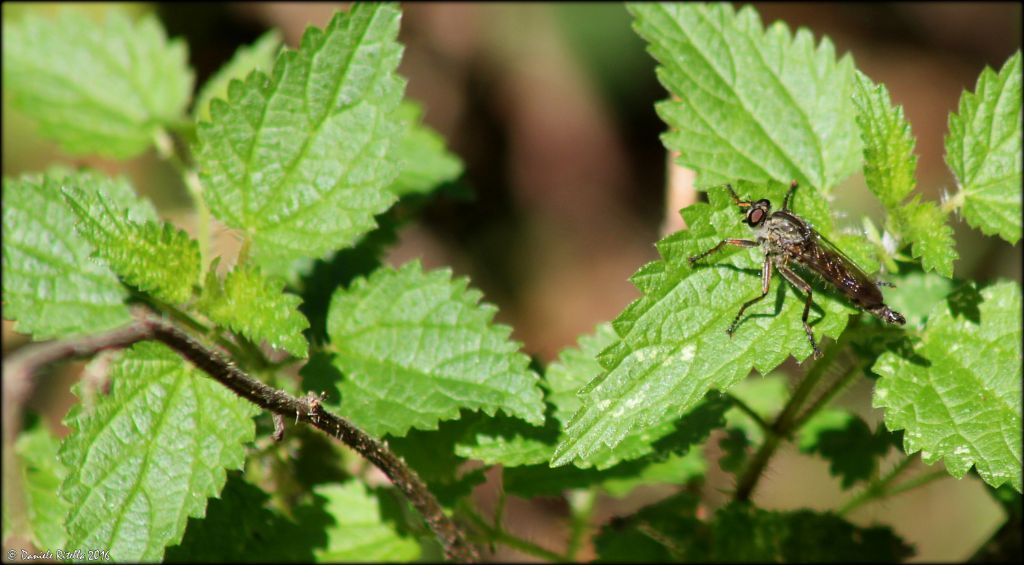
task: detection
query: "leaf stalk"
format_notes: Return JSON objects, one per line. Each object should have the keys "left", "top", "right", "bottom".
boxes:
{"left": 838, "top": 455, "right": 938, "bottom": 516}
{"left": 462, "top": 504, "right": 564, "bottom": 562}
{"left": 565, "top": 487, "right": 597, "bottom": 561}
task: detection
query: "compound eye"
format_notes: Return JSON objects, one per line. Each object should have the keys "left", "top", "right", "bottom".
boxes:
{"left": 747, "top": 208, "right": 765, "bottom": 225}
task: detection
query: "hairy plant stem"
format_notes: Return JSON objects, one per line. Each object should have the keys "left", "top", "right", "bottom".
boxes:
{"left": 941, "top": 188, "right": 966, "bottom": 216}
{"left": 790, "top": 350, "right": 865, "bottom": 432}
{"left": 132, "top": 292, "right": 261, "bottom": 369}
{"left": 493, "top": 488, "right": 508, "bottom": 532}
{"left": 733, "top": 339, "right": 844, "bottom": 502}
{"left": 3, "top": 320, "right": 155, "bottom": 444}
{"left": 837, "top": 455, "right": 936, "bottom": 516}
{"left": 724, "top": 392, "right": 771, "bottom": 433}
{"left": 462, "top": 505, "right": 564, "bottom": 562}
{"left": 565, "top": 488, "right": 597, "bottom": 561}
{"left": 155, "top": 127, "right": 211, "bottom": 277}
{"left": 133, "top": 288, "right": 277, "bottom": 373}
{"left": 3, "top": 316, "right": 478, "bottom": 562}
{"left": 881, "top": 469, "right": 948, "bottom": 499}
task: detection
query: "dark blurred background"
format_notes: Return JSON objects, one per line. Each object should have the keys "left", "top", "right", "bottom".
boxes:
{"left": 3, "top": 2, "right": 1021, "bottom": 562}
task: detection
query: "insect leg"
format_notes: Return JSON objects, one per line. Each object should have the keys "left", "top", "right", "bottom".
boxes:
{"left": 727, "top": 254, "right": 773, "bottom": 336}
{"left": 688, "top": 239, "right": 757, "bottom": 264}
{"left": 776, "top": 263, "right": 823, "bottom": 360}
{"left": 726, "top": 184, "right": 752, "bottom": 208}
{"left": 782, "top": 180, "right": 799, "bottom": 211}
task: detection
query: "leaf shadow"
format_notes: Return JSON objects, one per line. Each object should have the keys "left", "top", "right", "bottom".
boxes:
{"left": 699, "top": 263, "right": 828, "bottom": 330}
{"left": 734, "top": 281, "right": 788, "bottom": 328}
{"left": 852, "top": 324, "right": 931, "bottom": 371}
{"left": 167, "top": 471, "right": 329, "bottom": 561}
{"left": 649, "top": 391, "right": 731, "bottom": 456}
{"left": 946, "top": 282, "right": 982, "bottom": 323}
{"left": 889, "top": 335, "right": 932, "bottom": 368}
{"left": 299, "top": 351, "right": 343, "bottom": 409}
{"left": 297, "top": 211, "right": 400, "bottom": 346}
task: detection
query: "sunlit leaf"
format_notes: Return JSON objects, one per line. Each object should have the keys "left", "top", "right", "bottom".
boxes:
{"left": 873, "top": 281, "right": 1022, "bottom": 492}
{"left": 945, "top": 51, "right": 1022, "bottom": 244}
{"left": 59, "top": 342, "right": 257, "bottom": 560}
{"left": 3, "top": 10, "right": 193, "bottom": 158}
{"left": 630, "top": 2, "right": 860, "bottom": 191}
{"left": 196, "top": 3, "right": 406, "bottom": 276}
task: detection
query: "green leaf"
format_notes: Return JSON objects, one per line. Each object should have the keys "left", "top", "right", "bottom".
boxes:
{"left": 2, "top": 10, "right": 193, "bottom": 158}
{"left": 167, "top": 473, "right": 325, "bottom": 561}
{"left": 595, "top": 496, "right": 913, "bottom": 562}
{"left": 2, "top": 174, "right": 132, "bottom": 339}
{"left": 945, "top": 50, "right": 1022, "bottom": 244}
{"left": 290, "top": 427, "right": 353, "bottom": 489}
{"left": 388, "top": 101, "right": 464, "bottom": 196}
{"left": 888, "top": 197, "right": 957, "bottom": 278}
{"left": 718, "top": 427, "right": 750, "bottom": 474}
{"left": 593, "top": 492, "right": 701, "bottom": 562}
{"left": 313, "top": 481, "right": 421, "bottom": 562}
{"left": 386, "top": 416, "right": 487, "bottom": 507}
{"left": 600, "top": 449, "right": 706, "bottom": 498}
{"left": 193, "top": 30, "right": 282, "bottom": 122}
{"left": 456, "top": 323, "right": 718, "bottom": 479}
{"left": 196, "top": 3, "right": 406, "bottom": 276}
{"left": 449, "top": 323, "right": 722, "bottom": 474}
{"left": 797, "top": 409, "right": 892, "bottom": 489}
{"left": 852, "top": 71, "right": 918, "bottom": 208}
{"left": 449, "top": 321, "right": 593, "bottom": 467}
{"left": 502, "top": 462, "right": 632, "bottom": 499}
{"left": 502, "top": 399, "right": 723, "bottom": 497}
{"left": 546, "top": 323, "right": 620, "bottom": 428}
{"left": 710, "top": 504, "right": 913, "bottom": 562}
{"left": 72, "top": 167, "right": 162, "bottom": 218}
{"left": 62, "top": 183, "right": 201, "bottom": 304}
{"left": 59, "top": 168, "right": 161, "bottom": 223}
{"left": 198, "top": 262, "right": 310, "bottom": 357}
{"left": 873, "top": 281, "right": 1022, "bottom": 492}
{"left": 722, "top": 374, "right": 789, "bottom": 444}
{"left": 593, "top": 393, "right": 731, "bottom": 471}
{"left": 547, "top": 324, "right": 728, "bottom": 470}
{"left": 552, "top": 184, "right": 853, "bottom": 468}
{"left": 15, "top": 420, "right": 69, "bottom": 550}
{"left": 883, "top": 268, "right": 955, "bottom": 329}
{"left": 454, "top": 412, "right": 559, "bottom": 467}
{"left": 59, "top": 342, "right": 258, "bottom": 561}
{"left": 853, "top": 70, "right": 957, "bottom": 278}
{"left": 629, "top": 3, "right": 860, "bottom": 191}
{"left": 326, "top": 260, "right": 544, "bottom": 437}
{"left": 298, "top": 212, "right": 401, "bottom": 346}
{"left": 860, "top": 216, "right": 900, "bottom": 274}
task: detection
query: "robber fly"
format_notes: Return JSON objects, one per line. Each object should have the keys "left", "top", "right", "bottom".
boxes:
{"left": 688, "top": 181, "right": 905, "bottom": 360}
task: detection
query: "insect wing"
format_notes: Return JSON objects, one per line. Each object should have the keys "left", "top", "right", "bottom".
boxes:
{"left": 795, "top": 229, "right": 883, "bottom": 306}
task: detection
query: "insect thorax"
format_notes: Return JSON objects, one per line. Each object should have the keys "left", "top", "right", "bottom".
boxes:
{"left": 755, "top": 212, "right": 808, "bottom": 256}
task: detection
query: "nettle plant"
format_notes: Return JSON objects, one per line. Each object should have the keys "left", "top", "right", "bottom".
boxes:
{"left": 2, "top": 3, "right": 1021, "bottom": 562}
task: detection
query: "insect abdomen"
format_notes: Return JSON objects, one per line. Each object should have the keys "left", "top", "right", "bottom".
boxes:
{"left": 870, "top": 305, "right": 907, "bottom": 325}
